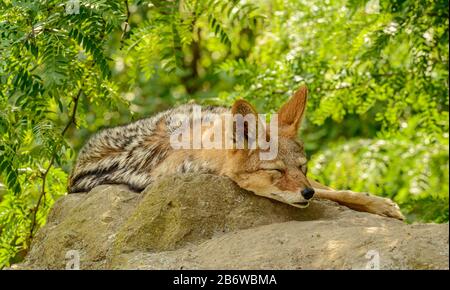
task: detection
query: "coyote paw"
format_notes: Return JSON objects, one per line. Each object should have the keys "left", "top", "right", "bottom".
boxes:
{"left": 363, "top": 194, "right": 405, "bottom": 220}
{"left": 314, "top": 188, "right": 405, "bottom": 220}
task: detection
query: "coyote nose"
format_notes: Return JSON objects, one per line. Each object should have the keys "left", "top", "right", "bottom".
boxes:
{"left": 301, "top": 188, "right": 315, "bottom": 200}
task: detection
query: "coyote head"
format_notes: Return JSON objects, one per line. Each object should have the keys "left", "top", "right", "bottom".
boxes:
{"left": 222, "top": 86, "right": 314, "bottom": 208}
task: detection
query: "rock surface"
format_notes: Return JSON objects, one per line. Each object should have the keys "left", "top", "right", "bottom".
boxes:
{"left": 18, "top": 174, "right": 449, "bottom": 269}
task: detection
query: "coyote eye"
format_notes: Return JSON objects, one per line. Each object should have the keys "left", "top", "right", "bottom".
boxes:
{"left": 262, "top": 168, "right": 284, "bottom": 175}
{"left": 260, "top": 161, "right": 286, "bottom": 173}
{"left": 264, "top": 168, "right": 283, "bottom": 173}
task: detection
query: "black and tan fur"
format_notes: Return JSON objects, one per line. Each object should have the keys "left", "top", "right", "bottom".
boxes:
{"left": 69, "top": 104, "right": 226, "bottom": 193}
{"left": 69, "top": 86, "right": 404, "bottom": 220}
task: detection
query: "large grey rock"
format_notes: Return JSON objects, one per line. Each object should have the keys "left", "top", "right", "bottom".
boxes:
{"left": 17, "top": 174, "right": 449, "bottom": 269}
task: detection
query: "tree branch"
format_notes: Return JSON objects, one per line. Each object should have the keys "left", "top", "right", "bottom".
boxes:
{"left": 120, "top": 0, "right": 131, "bottom": 50}
{"left": 28, "top": 88, "right": 83, "bottom": 244}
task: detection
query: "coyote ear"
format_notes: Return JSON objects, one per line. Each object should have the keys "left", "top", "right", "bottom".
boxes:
{"left": 231, "top": 100, "right": 258, "bottom": 149}
{"left": 278, "top": 86, "right": 308, "bottom": 137}
{"left": 231, "top": 99, "right": 258, "bottom": 117}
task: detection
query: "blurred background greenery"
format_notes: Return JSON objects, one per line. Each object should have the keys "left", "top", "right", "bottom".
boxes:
{"left": 0, "top": 0, "right": 448, "bottom": 267}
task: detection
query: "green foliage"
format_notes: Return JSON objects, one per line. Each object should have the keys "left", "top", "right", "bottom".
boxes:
{"left": 0, "top": 0, "right": 126, "bottom": 268}
{"left": 216, "top": 0, "right": 448, "bottom": 136}
{"left": 309, "top": 129, "right": 449, "bottom": 223}
{"left": 0, "top": 0, "right": 448, "bottom": 268}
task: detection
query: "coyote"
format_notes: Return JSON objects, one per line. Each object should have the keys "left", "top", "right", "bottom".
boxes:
{"left": 68, "top": 86, "right": 404, "bottom": 220}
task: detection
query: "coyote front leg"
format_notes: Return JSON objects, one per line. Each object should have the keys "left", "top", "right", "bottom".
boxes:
{"left": 308, "top": 179, "right": 404, "bottom": 220}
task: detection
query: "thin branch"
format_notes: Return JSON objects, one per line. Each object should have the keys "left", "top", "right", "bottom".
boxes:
{"left": 120, "top": 0, "right": 131, "bottom": 50}
{"left": 28, "top": 88, "right": 82, "bottom": 244}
